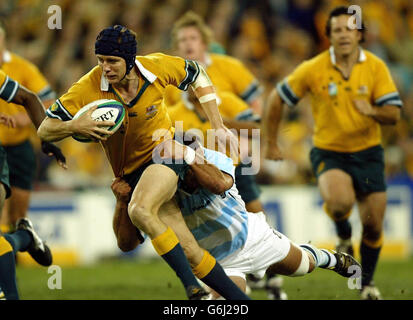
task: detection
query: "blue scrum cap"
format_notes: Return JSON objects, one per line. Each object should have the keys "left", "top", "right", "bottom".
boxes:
{"left": 95, "top": 25, "right": 137, "bottom": 76}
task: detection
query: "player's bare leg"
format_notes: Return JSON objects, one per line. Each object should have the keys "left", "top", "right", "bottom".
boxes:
{"left": 357, "top": 191, "right": 386, "bottom": 300}
{"left": 2, "top": 187, "right": 31, "bottom": 226}
{"left": 158, "top": 199, "right": 205, "bottom": 266}
{"left": 128, "top": 164, "right": 178, "bottom": 238}
{"left": 319, "top": 169, "right": 356, "bottom": 255}
{"left": 128, "top": 163, "right": 206, "bottom": 299}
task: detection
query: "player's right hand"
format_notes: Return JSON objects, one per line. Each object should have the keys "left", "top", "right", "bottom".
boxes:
{"left": 263, "top": 143, "right": 283, "bottom": 161}
{"left": 71, "top": 105, "right": 115, "bottom": 141}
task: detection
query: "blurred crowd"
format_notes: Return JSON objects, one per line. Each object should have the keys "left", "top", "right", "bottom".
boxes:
{"left": 0, "top": 0, "right": 412, "bottom": 189}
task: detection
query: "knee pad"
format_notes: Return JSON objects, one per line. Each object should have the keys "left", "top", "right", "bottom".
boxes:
{"left": 290, "top": 248, "right": 310, "bottom": 277}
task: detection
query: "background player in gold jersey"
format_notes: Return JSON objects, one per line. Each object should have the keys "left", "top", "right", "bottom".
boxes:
{"left": 0, "top": 22, "right": 57, "bottom": 234}
{"left": 0, "top": 69, "right": 66, "bottom": 300}
{"left": 38, "top": 25, "right": 249, "bottom": 300}
{"left": 263, "top": 6, "right": 402, "bottom": 300}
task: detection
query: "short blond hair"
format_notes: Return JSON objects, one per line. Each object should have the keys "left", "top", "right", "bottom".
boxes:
{"left": 171, "top": 11, "right": 213, "bottom": 49}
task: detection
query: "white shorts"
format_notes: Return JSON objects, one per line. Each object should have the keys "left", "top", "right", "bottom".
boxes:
{"left": 218, "top": 212, "right": 291, "bottom": 280}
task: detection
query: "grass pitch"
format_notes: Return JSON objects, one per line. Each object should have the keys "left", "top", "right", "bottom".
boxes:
{"left": 16, "top": 257, "right": 413, "bottom": 300}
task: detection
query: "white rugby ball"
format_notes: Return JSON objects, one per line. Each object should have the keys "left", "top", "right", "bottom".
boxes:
{"left": 72, "top": 99, "right": 125, "bottom": 142}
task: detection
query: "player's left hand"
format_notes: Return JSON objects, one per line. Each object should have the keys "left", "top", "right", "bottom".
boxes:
{"left": 41, "top": 141, "right": 67, "bottom": 169}
{"left": 353, "top": 99, "right": 376, "bottom": 117}
{"left": 0, "top": 113, "right": 16, "bottom": 128}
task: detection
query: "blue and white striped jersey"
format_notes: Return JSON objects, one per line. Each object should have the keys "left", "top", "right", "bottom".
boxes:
{"left": 177, "top": 148, "right": 249, "bottom": 261}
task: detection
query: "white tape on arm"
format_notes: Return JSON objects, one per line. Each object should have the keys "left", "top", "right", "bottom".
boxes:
{"left": 199, "top": 93, "right": 217, "bottom": 104}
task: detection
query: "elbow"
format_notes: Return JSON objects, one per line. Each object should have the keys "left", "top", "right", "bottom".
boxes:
{"left": 211, "top": 182, "right": 227, "bottom": 195}
{"left": 208, "top": 178, "right": 232, "bottom": 194}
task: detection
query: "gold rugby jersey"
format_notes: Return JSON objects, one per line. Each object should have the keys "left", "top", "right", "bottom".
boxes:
{"left": 164, "top": 53, "right": 261, "bottom": 106}
{"left": 0, "top": 51, "right": 55, "bottom": 145}
{"left": 46, "top": 53, "right": 201, "bottom": 176}
{"left": 276, "top": 47, "right": 402, "bottom": 153}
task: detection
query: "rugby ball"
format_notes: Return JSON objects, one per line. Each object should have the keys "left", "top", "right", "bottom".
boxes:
{"left": 72, "top": 99, "right": 125, "bottom": 142}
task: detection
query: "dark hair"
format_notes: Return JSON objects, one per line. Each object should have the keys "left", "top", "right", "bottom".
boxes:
{"left": 325, "top": 6, "right": 365, "bottom": 42}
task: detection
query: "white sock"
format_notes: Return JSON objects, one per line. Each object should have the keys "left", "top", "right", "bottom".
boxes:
{"left": 300, "top": 244, "right": 337, "bottom": 268}
{"left": 320, "top": 249, "right": 337, "bottom": 268}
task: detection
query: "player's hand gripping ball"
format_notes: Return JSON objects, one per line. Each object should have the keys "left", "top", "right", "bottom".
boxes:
{"left": 72, "top": 99, "right": 125, "bottom": 142}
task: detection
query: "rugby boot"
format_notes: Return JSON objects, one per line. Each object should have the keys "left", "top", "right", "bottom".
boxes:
{"left": 326, "top": 250, "right": 361, "bottom": 278}
{"left": 16, "top": 218, "right": 52, "bottom": 267}
{"left": 360, "top": 282, "right": 383, "bottom": 300}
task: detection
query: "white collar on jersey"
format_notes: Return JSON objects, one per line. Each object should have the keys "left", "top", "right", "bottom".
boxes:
{"left": 2, "top": 50, "right": 11, "bottom": 63}
{"left": 329, "top": 46, "right": 366, "bottom": 65}
{"left": 100, "top": 58, "right": 157, "bottom": 91}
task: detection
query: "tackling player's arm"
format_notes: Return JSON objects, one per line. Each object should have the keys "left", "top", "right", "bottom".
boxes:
{"left": 111, "top": 178, "right": 144, "bottom": 252}
{"left": 160, "top": 140, "right": 233, "bottom": 194}
{"left": 188, "top": 150, "right": 233, "bottom": 194}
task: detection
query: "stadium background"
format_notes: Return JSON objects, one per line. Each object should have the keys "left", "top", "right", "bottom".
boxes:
{"left": 1, "top": 0, "right": 412, "bottom": 299}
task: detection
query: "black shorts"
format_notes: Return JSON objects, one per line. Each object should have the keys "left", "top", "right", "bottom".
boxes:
{"left": 235, "top": 162, "right": 261, "bottom": 204}
{"left": 4, "top": 140, "right": 36, "bottom": 191}
{"left": 0, "top": 146, "right": 11, "bottom": 199}
{"left": 310, "top": 145, "right": 386, "bottom": 196}
{"left": 123, "top": 159, "right": 189, "bottom": 191}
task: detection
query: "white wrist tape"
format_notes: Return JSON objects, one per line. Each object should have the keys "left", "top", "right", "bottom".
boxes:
{"left": 184, "top": 146, "right": 196, "bottom": 165}
{"left": 199, "top": 93, "right": 217, "bottom": 104}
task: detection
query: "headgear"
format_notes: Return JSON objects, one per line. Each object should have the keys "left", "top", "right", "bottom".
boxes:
{"left": 95, "top": 25, "right": 137, "bottom": 76}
